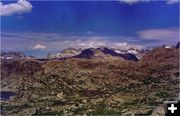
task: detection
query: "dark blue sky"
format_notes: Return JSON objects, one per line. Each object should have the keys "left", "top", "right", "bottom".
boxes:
{"left": 1, "top": 0, "right": 179, "bottom": 57}
{"left": 2, "top": 1, "right": 179, "bottom": 35}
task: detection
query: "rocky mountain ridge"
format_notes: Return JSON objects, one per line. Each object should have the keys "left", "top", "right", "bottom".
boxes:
{"left": 47, "top": 48, "right": 82, "bottom": 59}
{"left": 46, "top": 47, "right": 146, "bottom": 61}
{"left": 0, "top": 52, "right": 35, "bottom": 60}
{"left": 2, "top": 42, "right": 178, "bottom": 62}
{"left": 75, "top": 47, "right": 139, "bottom": 61}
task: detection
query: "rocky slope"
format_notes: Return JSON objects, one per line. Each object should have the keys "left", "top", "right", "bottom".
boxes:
{"left": 0, "top": 46, "right": 179, "bottom": 115}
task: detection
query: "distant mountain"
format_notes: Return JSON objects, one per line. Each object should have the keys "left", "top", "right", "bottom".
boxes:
{"left": 113, "top": 48, "right": 145, "bottom": 59}
{"left": 0, "top": 52, "right": 26, "bottom": 60}
{"left": 75, "top": 47, "right": 139, "bottom": 61}
{"left": 0, "top": 52, "right": 35, "bottom": 60}
{"left": 47, "top": 47, "right": 145, "bottom": 61}
{"left": 47, "top": 48, "right": 82, "bottom": 59}
{"left": 75, "top": 48, "right": 95, "bottom": 58}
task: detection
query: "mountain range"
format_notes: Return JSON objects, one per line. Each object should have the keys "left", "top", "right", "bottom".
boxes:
{"left": 1, "top": 47, "right": 147, "bottom": 61}
{"left": 1, "top": 43, "right": 177, "bottom": 62}
{"left": 47, "top": 47, "right": 147, "bottom": 61}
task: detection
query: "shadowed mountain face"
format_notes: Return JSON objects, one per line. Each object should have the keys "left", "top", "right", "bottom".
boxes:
{"left": 0, "top": 46, "right": 179, "bottom": 115}
{"left": 75, "top": 47, "right": 139, "bottom": 61}
{"left": 75, "top": 48, "right": 95, "bottom": 58}
{"left": 176, "top": 42, "right": 180, "bottom": 49}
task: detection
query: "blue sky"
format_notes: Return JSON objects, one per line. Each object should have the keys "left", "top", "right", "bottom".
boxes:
{"left": 1, "top": 0, "right": 179, "bottom": 57}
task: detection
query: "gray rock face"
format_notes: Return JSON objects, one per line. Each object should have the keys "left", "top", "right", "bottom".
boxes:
{"left": 47, "top": 48, "right": 82, "bottom": 59}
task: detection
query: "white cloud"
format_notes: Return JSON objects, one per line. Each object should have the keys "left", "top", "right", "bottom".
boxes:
{"left": 17, "top": 15, "right": 24, "bottom": 19}
{"left": 74, "top": 39, "right": 108, "bottom": 48}
{"left": 2, "top": 29, "right": 178, "bottom": 52}
{"left": 33, "top": 44, "right": 47, "bottom": 49}
{"left": 166, "top": 0, "right": 179, "bottom": 4}
{"left": 119, "top": 0, "right": 179, "bottom": 5}
{"left": 112, "top": 42, "right": 144, "bottom": 50}
{"left": 87, "top": 31, "right": 93, "bottom": 34}
{"left": 0, "top": 0, "right": 32, "bottom": 16}
{"left": 64, "top": 41, "right": 70, "bottom": 44}
{"left": 64, "top": 39, "right": 144, "bottom": 50}
{"left": 6, "top": 31, "right": 179, "bottom": 53}
{"left": 120, "top": 0, "right": 145, "bottom": 4}
{"left": 137, "top": 28, "right": 179, "bottom": 40}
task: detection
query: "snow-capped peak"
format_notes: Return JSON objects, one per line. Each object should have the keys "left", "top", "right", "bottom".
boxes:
{"left": 115, "top": 49, "right": 125, "bottom": 54}
{"left": 126, "top": 49, "right": 138, "bottom": 54}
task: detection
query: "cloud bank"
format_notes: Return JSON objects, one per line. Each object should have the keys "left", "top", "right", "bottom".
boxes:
{"left": 120, "top": 0, "right": 179, "bottom": 4}
{"left": 63, "top": 39, "right": 144, "bottom": 50}
{"left": 166, "top": 0, "right": 179, "bottom": 4}
{"left": 1, "top": 27, "right": 178, "bottom": 57}
{"left": 137, "top": 28, "right": 179, "bottom": 40}
{"left": 1, "top": 32, "right": 145, "bottom": 52}
{"left": 120, "top": 0, "right": 146, "bottom": 4}
{"left": 0, "top": 0, "right": 32, "bottom": 16}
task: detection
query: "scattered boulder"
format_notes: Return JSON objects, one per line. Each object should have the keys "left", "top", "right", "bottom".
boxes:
{"left": 57, "top": 92, "right": 64, "bottom": 99}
